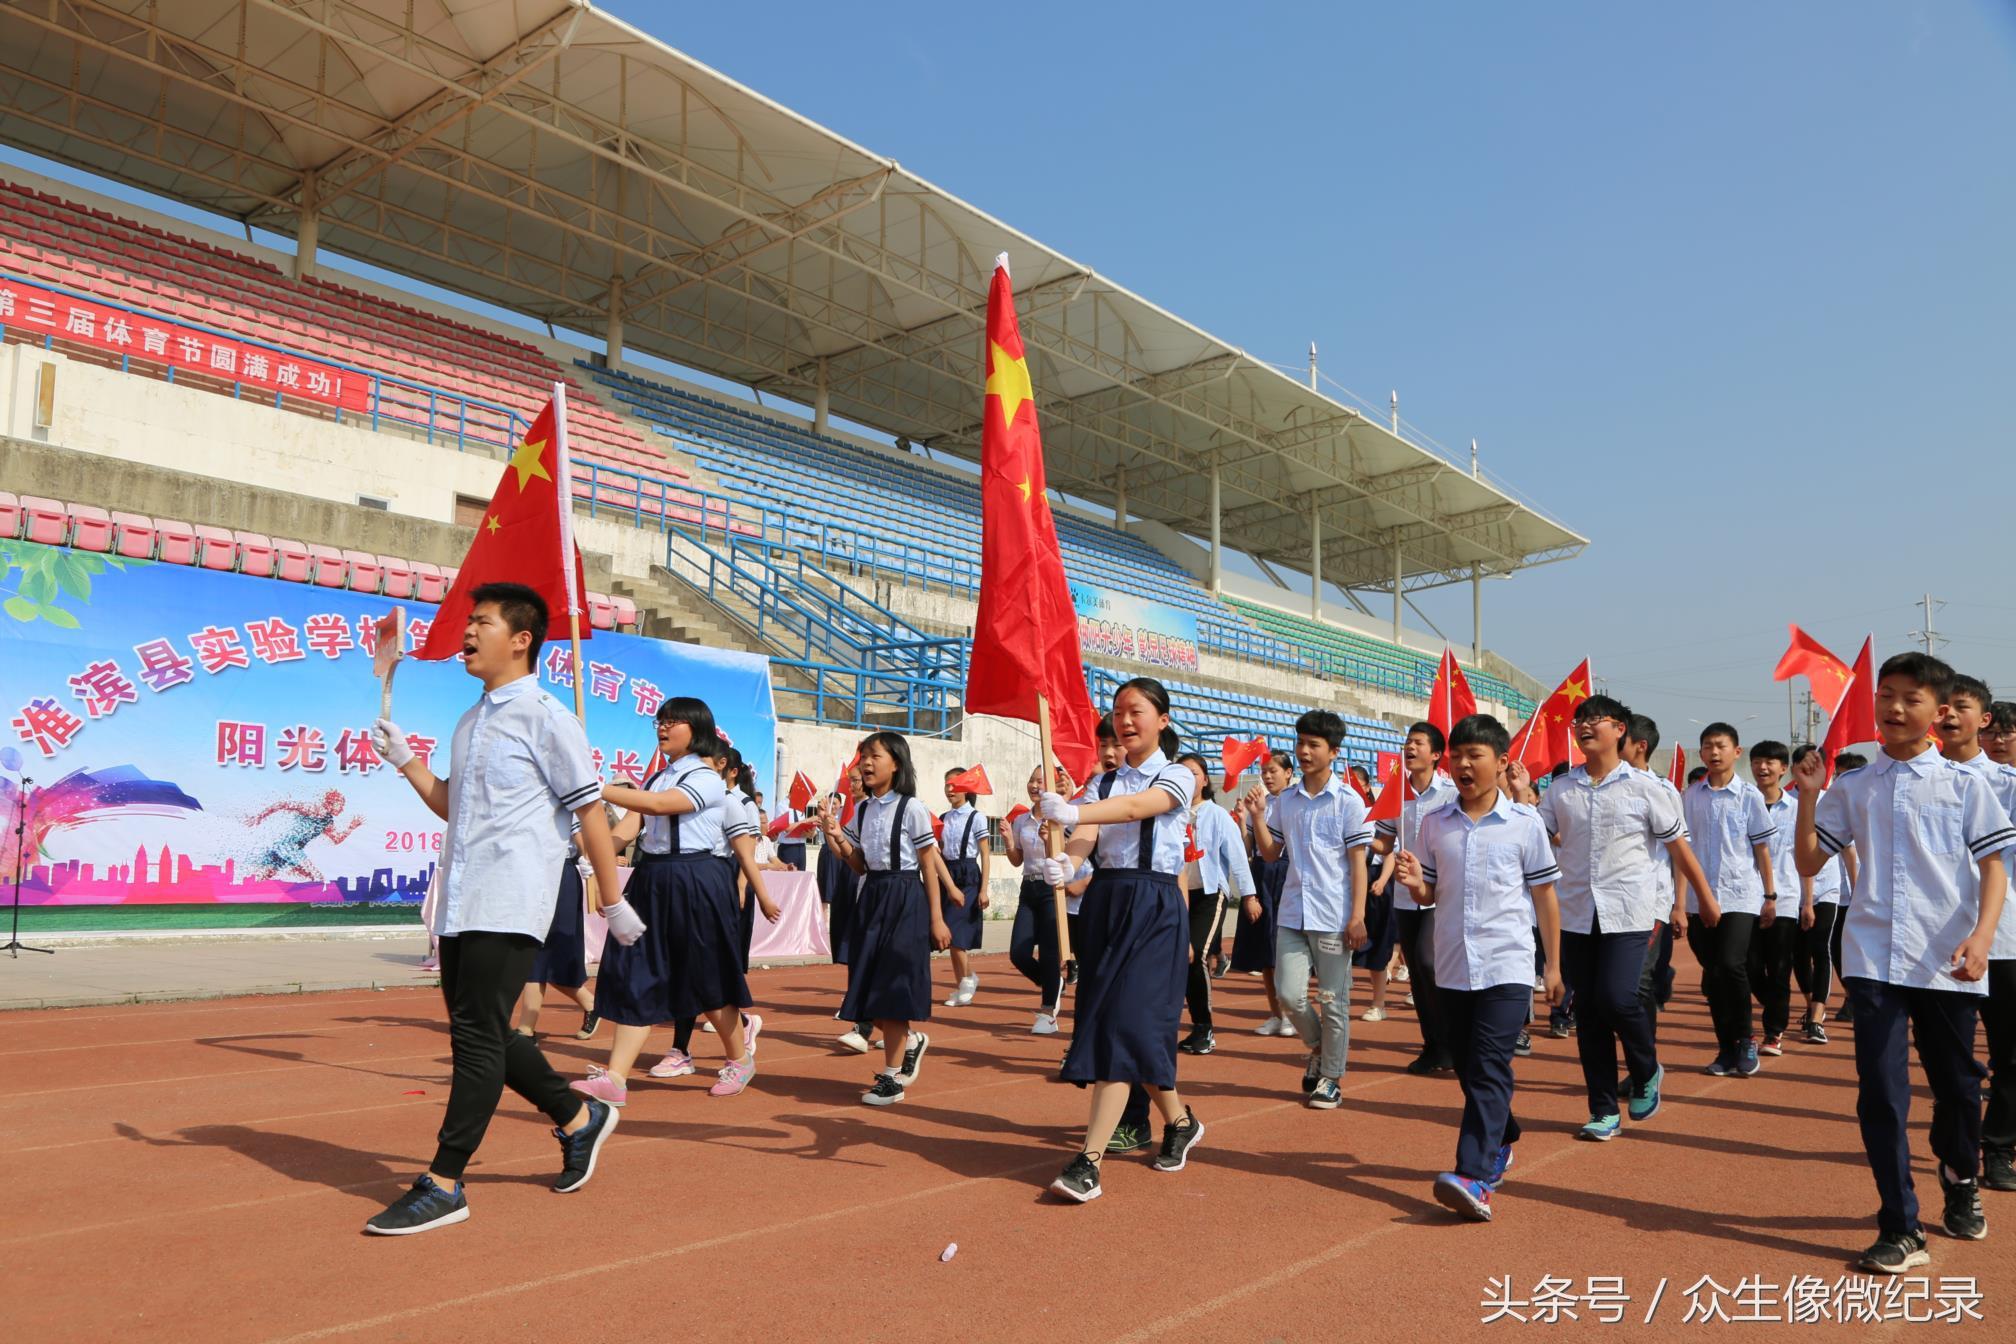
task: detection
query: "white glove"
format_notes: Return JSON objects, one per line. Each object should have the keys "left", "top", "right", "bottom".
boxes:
{"left": 1038, "top": 792, "right": 1079, "bottom": 825}
{"left": 1040, "top": 855, "right": 1075, "bottom": 887}
{"left": 371, "top": 718, "right": 415, "bottom": 769}
{"left": 601, "top": 899, "right": 647, "bottom": 947}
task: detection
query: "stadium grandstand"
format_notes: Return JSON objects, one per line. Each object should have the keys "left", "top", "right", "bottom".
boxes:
{"left": 0, "top": 0, "right": 1585, "bottom": 801}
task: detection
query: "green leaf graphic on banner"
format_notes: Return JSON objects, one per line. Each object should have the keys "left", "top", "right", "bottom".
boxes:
{"left": 0, "top": 539, "right": 142, "bottom": 627}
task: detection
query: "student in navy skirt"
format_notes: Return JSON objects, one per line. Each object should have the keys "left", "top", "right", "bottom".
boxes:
{"left": 513, "top": 839, "right": 598, "bottom": 1041}
{"left": 573, "top": 697, "right": 757, "bottom": 1106}
{"left": 938, "top": 768, "right": 992, "bottom": 1007}
{"left": 1037, "top": 678, "right": 1206, "bottom": 1204}
{"left": 1005, "top": 765, "right": 1088, "bottom": 1035}
{"left": 819, "top": 730, "right": 952, "bottom": 1106}
{"left": 1232, "top": 751, "right": 1294, "bottom": 1035}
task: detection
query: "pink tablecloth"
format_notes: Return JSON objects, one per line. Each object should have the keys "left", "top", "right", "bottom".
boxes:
{"left": 584, "top": 867, "right": 829, "bottom": 966}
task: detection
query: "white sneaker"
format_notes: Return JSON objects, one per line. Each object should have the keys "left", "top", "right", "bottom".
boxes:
{"left": 1255, "top": 1017, "right": 1283, "bottom": 1036}
{"left": 948, "top": 975, "right": 977, "bottom": 1007}
{"left": 1360, "top": 1005, "right": 1387, "bottom": 1022}
{"left": 1032, "top": 1012, "right": 1060, "bottom": 1035}
{"left": 836, "top": 1029, "right": 871, "bottom": 1054}
{"left": 701, "top": 1019, "right": 717, "bottom": 1033}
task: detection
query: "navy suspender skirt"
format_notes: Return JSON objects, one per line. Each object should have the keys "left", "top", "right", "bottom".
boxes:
{"left": 839, "top": 796, "right": 934, "bottom": 1025}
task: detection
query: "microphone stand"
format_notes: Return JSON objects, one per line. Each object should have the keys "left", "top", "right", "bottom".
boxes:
{"left": 4, "top": 776, "right": 53, "bottom": 957}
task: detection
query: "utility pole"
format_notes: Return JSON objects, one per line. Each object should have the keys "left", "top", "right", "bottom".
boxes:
{"left": 1800, "top": 689, "right": 1820, "bottom": 745}
{"left": 1909, "top": 593, "right": 1946, "bottom": 655}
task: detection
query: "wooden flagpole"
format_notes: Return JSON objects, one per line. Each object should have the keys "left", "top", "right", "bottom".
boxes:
{"left": 1036, "top": 693, "right": 1074, "bottom": 969}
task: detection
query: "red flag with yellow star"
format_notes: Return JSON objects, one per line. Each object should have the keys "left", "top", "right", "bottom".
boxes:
{"left": 416, "top": 387, "right": 589, "bottom": 661}
{"left": 1507, "top": 658, "right": 1593, "bottom": 776}
{"left": 963, "top": 254, "right": 1100, "bottom": 782}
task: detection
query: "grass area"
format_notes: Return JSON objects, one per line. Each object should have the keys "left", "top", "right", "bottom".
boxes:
{"left": 13, "top": 903, "right": 424, "bottom": 932}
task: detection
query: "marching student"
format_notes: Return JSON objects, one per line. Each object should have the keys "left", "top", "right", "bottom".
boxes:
{"left": 1530, "top": 694, "right": 1713, "bottom": 1142}
{"left": 1789, "top": 744, "right": 1853, "bottom": 1044}
{"left": 1682, "top": 721, "right": 1779, "bottom": 1078}
{"left": 1392, "top": 714, "right": 1563, "bottom": 1222}
{"left": 1233, "top": 751, "right": 1295, "bottom": 1035}
{"left": 1038, "top": 678, "right": 1206, "bottom": 1202}
{"left": 1748, "top": 741, "right": 1803, "bottom": 1057}
{"left": 817, "top": 759, "right": 875, "bottom": 1053}
{"left": 364, "top": 582, "right": 621, "bottom": 1234}
{"left": 1936, "top": 675, "right": 2016, "bottom": 1194}
{"left": 1079, "top": 714, "right": 1157, "bottom": 1157}
{"left": 772, "top": 799, "right": 810, "bottom": 871}
{"left": 513, "top": 818, "right": 599, "bottom": 1042}
{"left": 1372, "top": 721, "right": 1461, "bottom": 1074}
{"left": 819, "top": 730, "right": 951, "bottom": 1106}
{"left": 1827, "top": 750, "right": 1870, "bottom": 1025}
{"left": 1174, "top": 753, "right": 1258, "bottom": 1055}
{"left": 1248, "top": 709, "right": 1373, "bottom": 1110}
{"left": 579, "top": 698, "right": 757, "bottom": 1105}
{"left": 939, "top": 769, "right": 993, "bottom": 1008}
{"left": 1621, "top": 715, "right": 1685, "bottom": 1015}
{"left": 1794, "top": 653, "right": 2013, "bottom": 1270}
{"left": 1004, "top": 765, "right": 1088, "bottom": 1034}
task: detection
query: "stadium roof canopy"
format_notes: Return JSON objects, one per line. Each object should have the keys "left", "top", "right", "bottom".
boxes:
{"left": 0, "top": 0, "right": 1587, "bottom": 595}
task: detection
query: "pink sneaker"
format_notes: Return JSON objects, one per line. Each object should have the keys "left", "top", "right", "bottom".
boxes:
{"left": 742, "top": 1013, "right": 764, "bottom": 1056}
{"left": 708, "top": 1056, "right": 756, "bottom": 1097}
{"left": 569, "top": 1066, "right": 628, "bottom": 1108}
{"left": 648, "top": 1048, "right": 694, "bottom": 1079}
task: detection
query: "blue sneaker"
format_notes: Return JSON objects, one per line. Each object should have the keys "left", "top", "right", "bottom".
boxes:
{"left": 1627, "top": 1066, "right": 1663, "bottom": 1123}
{"left": 1433, "top": 1172, "right": 1493, "bottom": 1222}
{"left": 1577, "top": 1113, "right": 1622, "bottom": 1142}
{"left": 1704, "top": 1049, "right": 1734, "bottom": 1077}
{"left": 1736, "top": 1037, "right": 1762, "bottom": 1077}
{"left": 1486, "top": 1143, "right": 1516, "bottom": 1190}
{"left": 364, "top": 1174, "right": 469, "bottom": 1235}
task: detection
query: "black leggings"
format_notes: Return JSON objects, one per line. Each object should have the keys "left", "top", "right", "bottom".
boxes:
{"left": 1186, "top": 889, "right": 1223, "bottom": 1029}
{"left": 1009, "top": 879, "right": 1063, "bottom": 1008}
{"left": 1792, "top": 903, "right": 1839, "bottom": 1006}
{"left": 434, "top": 931, "right": 581, "bottom": 1181}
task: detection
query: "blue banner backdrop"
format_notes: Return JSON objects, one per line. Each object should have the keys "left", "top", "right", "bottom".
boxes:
{"left": 0, "top": 541, "right": 774, "bottom": 905}
{"left": 1069, "top": 580, "right": 1200, "bottom": 673}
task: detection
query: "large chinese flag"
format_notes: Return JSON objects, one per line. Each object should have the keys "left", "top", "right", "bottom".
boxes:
{"left": 963, "top": 255, "right": 1100, "bottom": 781}
{"left": 1772, "top": 624, "right": 1851, "bottom": 704}
{"left": 417, "top": 386, "right": 588, "bottom": 661}
{"left": 1821, "top": 636, "right": 1876, "bottom": 772}
{"left": 1427, "top": 647, "right": 1478, "bottom": 739}
{"left": 1507, "top": 658, "right": 1593, "bottom": 776}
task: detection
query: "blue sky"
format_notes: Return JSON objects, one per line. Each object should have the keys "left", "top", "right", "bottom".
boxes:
{"left": 7, "top": 1, "right": 2013, "bottom": 747}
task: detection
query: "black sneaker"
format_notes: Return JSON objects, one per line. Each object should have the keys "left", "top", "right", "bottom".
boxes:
{"left": 895, "top": 1032, "right": 930, "bottom": 1085}
{"left": 1064, "top": 960, "right": 1079, "bottom": 989}
{"left": 1941, "top": 1167, "right": 1988, "bottom": 1240}
{"left": 575, "top": 1011, "right": 602, "bottom": 1040}
{"left": 1512, "top": 1031, "right": 1533, "bottom": 1057}
{"left": 1406, "top": 1053, "right": 1453, "bottom": 1077}
{"left": 1152, "top": 1107, "right": 1205, "bottom": 1172}
{"left": 1548, "top": 1019, "right": 1575, "bottom": 1039}
{"left": 1178, "top": 1028, "right": 1216, "bottom": 1055}
{"left": 1301, "top": 1051, "right": 1322, "bottom": 1094}
{"left": 1858, "top": 1228, "right": 1930, "bottom": 1274}
{"left": 1050, "top": 1153, "right": 1103, "bottom": 1203}
{"left": 1984, "top": 1149, "right": 2016, "bottom": 1193}
{"left": 1210, "top": 958, "right": 1229, "bottom": 981}
{"left": 552, "top": 1098, "right": 617, "bottom": 1193}
{"left": 363, "top": 1175, "right": 469, "bottom": 1236}
{"left": 1803, "top": 1019, "right": 1829, "bottom": 1045}
{"left": 1736, "top": 1037, "right": 1762, "bottom": 1078}
{"left": 1308, "top": 1077, "right": 1343, "bottom": 1109}
{"left": 862, "top": 1072, "right": 906, "bottom": 1106}
{"left": 1106, "top": 1121, "right": 1152, "bottom": 1154}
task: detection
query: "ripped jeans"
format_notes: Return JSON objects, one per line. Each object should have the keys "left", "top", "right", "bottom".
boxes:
{"left": 1275, "top": 926, "right": 1353, "bottom": 1082}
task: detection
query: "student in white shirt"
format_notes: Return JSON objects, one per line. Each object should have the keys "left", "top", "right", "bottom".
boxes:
{"left": 1174, "top": 754, "right": 1257, "bottom": 1056}
{"left": 365, "top": 582, "right": 623, "bottom": 1235}
{"left": 1683, "top": 721, "right": 1780, "bottom": 1078}
{"left": 1394, "top": 713, "right": 1562, "bottom": 1222}
{"left": 1787, "top": 745, "right": 1854, "bottom": 1045}
{"left": 1622, "top": 715, "right": 1687, "bottom": 1018}
{"left": 1005, "top": 765, "right": 1081, "bottom": 1034}
{"left": 1746, "top": 740, "right": 1803, "bottom": 1058}
{"left": 938, "top": 769, "right": 993, "bottom": 1007}
{"left": 1372, "top": 721, "right": 1462, "bottom": 1074}
{"left": 1795, "top": 652, "right": 2014, "bottom": 1271}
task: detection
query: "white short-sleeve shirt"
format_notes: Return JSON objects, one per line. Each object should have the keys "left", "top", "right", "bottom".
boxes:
{"left": 1269, "top": 773, "right": 1375, "bottom": 933}
{"left": 1086, "top": 750, "right": 1194, "bottom": 875}
{"left": 1681, "top": 775, "right": 1778, "bottom": 915}
{"left": 639, "top": 754, "right": 728, "bottom": 856}
{"left": 1418, "top": 793, "right": 1562, "bottom": 991}
{"left": 1377, "top": 774, "right": 1459, "bottom": 913}
{"left": 1537, "top": 762, "right": 1685, "bottom": 934}
{"left": 845, "top": 790, "right": 939, "bottom": 872}
{"left": 1951, "top": 753, "right": 2016, "bottom": 959}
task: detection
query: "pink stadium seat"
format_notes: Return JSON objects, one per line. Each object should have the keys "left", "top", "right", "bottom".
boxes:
{"left": 109, "top": 511, "right": 157, "bottom": 559}
{"left": 587, "top": 593, "right": 616, "bottom": 631}
{"left": 379, "top": 555, "right": 416, "bottom": 599}
{"left": 305, "top": 544, "right": 347, "bottom": 588}
{"left": 66, "top": 505, "right": 113, "bottom": 553}
{"left": 412, "top": 561, "right": 446, "bottom": 603}
{"left": 20, "top": 496, "right": 68, "bottom": 546}
{"left": 271, "top": 538, "right": 311, "bottom": 583}
{"left": 611, "top": 596, "right": 639, "bottom": 630}
{"left": 0, "top": 492, "right": 20, "bottom": 539}
{"left": 156, "top": 518, "right": 197, "bottom": 564}
{"left": 341, "top": 550, "right": 382, "bottom": 594}
{"left": 213, "top": 528, "right": 257, "bottom": 572}
{"left": 441, "top": 567, "right": 459, "bottom": 589}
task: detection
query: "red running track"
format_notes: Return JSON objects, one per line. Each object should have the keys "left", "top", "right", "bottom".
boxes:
{"left": 0, "top": 955, "right": 2005, "bottom": 1342}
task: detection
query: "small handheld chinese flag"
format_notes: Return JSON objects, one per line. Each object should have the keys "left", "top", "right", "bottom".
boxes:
{"left": 1365, "top": 755, "right": 1410, "bottom": 824}
{"left": 373, "top": 606, "right": 405, "bottom": 718}
{"left": 1507, "top": 658, "right": 1594, "bottom": 776}
{"left": 787, "top": 771, "right": 819, "bottom": 813}
{"left": 417, "top": 387, "right": 589, "bottom": 694}
{"left": 1220, "top": 736, "right": 1269, "bottom": 793}
{"left": 1427, "top": 648, "right": 1477, "bottom": 740}
{"left": 1005, "top": 803, "right": 1031, "bottom": 826}
{"left": 1772, "top": 624, "right": 1851, "bottom": 701}
{"left": 1667, "top": 745, "right": 1687, "bottom": 792}
{"left": 946, "top": 765, "right": 992, "bottom": 796}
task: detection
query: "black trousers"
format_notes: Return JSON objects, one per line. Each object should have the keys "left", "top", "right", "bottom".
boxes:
{"left": 1747, "top": 915, "right": 1799, "bottom": 1040}
{"left": 1792, "top": 903, "right": 1839, "bottom": 1006}
{"left": 1009, "top": 879, "right": 1064, "bottom": 1009}
{"left": 1396, "top": 907, "right": 1451, "bottom": 1066}
{"left": 434, "top": 930, "right": 582, "bottom": 1181}
{"left": 1444, "top": 984, "right": 1531, "bottom": 1180}
{"left": 1637, "top": 920, "right": 1675, "bottom": 1019}
{"left": 1560, "top": 913, "right": 1661, "bottom": 1117}
{"left": 1185, "top": 889, "right": 1223, "bottom": 1029}
{"left": 1845, "top": 977, "right": 1984, "bottom": 1237}
{"left": 1985, "top": 959, "right": 2016, "bottom": 1155}
{"left": 1686, "top": 912, "right": 1757, "bottom": 1050}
